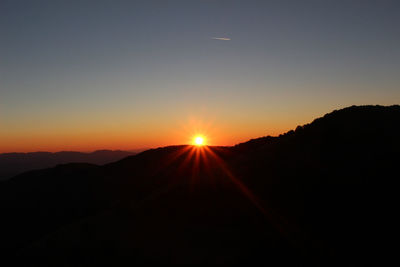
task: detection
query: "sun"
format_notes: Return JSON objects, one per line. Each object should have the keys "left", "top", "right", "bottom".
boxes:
{"left": 193, "top": 135, "right": 206, "bottom": 146}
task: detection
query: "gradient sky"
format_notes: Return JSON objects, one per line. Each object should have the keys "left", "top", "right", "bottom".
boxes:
{"left": 1, "top": 0, "right": 400, "bottom": 152}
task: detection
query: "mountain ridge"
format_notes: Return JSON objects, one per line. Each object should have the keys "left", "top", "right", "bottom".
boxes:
{"left": 0, "top": 149, "right": 143, "bottom": 181}
{"left": 1, "top": 105, "right": 399, "bottom": 265}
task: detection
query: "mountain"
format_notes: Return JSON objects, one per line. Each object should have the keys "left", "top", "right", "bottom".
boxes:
{"left": 0, "top": 105, "right": 399, "bottom": 265}
{"left": 0, "top": 150, "right": 141, "bottom": 181}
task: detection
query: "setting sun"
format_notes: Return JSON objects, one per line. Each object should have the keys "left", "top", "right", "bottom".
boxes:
{"left": 193, "top": 136, "right": 205, "bottom": 146}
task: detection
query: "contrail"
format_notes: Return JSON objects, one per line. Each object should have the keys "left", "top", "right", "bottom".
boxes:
{"left": 212, "top": 37, "right": 231, "bottom": 41}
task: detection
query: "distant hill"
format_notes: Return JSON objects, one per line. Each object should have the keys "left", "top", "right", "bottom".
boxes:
{"left": 0, "top": 150, "right": 140, "bottom": 180}
{"left": 0, "top": 105, "right": 399, "bottom": 265}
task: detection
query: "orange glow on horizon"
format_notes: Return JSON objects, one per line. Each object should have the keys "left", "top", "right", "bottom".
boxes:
{"left": 0, "top": 114, "right": 295, "bottom": 153}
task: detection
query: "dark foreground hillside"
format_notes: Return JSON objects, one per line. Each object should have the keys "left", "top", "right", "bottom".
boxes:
{"left": 0, "top": 105, "right": 399, "bottom": 265}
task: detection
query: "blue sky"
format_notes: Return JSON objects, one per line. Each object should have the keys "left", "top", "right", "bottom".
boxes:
{"left": 1, "top": 0, "right": 400, "bottom": 151}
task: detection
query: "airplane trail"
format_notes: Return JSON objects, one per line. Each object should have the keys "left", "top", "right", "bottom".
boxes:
{"left": 212, "top": 37, "right": 231, "bottom": 41}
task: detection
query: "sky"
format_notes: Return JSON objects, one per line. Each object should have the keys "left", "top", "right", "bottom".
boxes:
{"left": 1, "top": 0, "right": 400, "bottom": 152}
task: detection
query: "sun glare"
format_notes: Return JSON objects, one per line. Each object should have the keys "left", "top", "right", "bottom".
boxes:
{"left": 193, "top": 136, "right": 205, "bottom": 146}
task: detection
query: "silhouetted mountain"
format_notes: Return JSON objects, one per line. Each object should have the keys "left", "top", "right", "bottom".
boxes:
{"left": 0, "top": 105, "right": 399, "bottom": 265}
{"left": 0, "top": 150, "right": 140, "bottom": 181}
